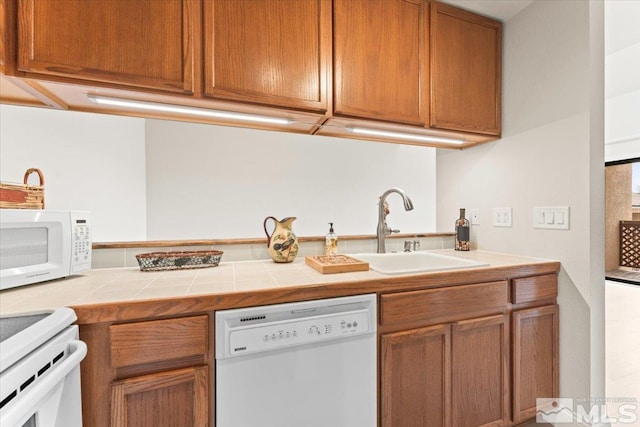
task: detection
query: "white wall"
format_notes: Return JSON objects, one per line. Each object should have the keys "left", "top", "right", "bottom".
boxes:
{"left": 604, "top": 0, "right": 640, "bottom": 162}
{"left": 0, "top": 105, "right": 437, "bottom": 242}
{"left": 436, "top": 0, "right": 603, "bottom": 402}
{"left": 0, "top": 105, "right": 147, "bottom": 241}
{"left": 145, "top": 119, "right": 436, "bottom": 239}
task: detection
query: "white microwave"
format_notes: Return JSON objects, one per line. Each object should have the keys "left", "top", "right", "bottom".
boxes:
{"left": 0, "top": 209, "right": 91, "bottom": 290}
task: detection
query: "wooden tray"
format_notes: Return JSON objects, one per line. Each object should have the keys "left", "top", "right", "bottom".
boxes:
{"left": 305, "top": 255, "right": 369, "bottom": 274}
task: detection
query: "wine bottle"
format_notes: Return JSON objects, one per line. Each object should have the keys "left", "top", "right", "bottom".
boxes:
{"left": 455, "top": 208, "right": 470, "bottom": 251}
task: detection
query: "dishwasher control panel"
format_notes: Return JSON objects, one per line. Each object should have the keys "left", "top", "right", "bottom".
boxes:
{"left": 228, "top": 310, "right": 370, "bottom": 356}
{"left": 215, "top": 293, "right": 377, "bottom": 360}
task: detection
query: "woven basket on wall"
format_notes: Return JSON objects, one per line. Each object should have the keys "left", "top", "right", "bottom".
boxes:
{"left": 0, "top": 168, "right": 45, "bottom": 209}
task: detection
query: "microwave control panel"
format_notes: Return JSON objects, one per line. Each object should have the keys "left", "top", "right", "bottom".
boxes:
{"left": 71, "top": 212, "right": 91, "bottom": 272}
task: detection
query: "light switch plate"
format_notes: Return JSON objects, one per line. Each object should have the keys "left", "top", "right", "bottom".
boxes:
{"left": 493, "top": 207, "right": 512, "bottom": 227}
{"left": 533, "top": 206, "right": 570, "bottom": 230}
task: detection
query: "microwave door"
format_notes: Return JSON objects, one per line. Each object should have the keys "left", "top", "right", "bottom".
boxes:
{"left": 1, "top": 228, "right": 49, "bottom": 269}
{"left": 0, "top": 220, "right": 69, "bottom": 290}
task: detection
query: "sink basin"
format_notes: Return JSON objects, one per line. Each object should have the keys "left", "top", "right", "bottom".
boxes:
{"left": 349, "top": 251, "right": 489, "bottom": 275}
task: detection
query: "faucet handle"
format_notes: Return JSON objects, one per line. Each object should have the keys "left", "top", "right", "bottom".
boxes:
{"left": 389, "top": 228, "right": 400, "bottom": 234}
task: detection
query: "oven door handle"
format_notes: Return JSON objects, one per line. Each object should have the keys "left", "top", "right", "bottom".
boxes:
{"left": 0, "top": 340, "right": 87, "bottom": 427}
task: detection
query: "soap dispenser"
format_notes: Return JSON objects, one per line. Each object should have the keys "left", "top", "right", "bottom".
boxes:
{"left": 325, "top": 223, "right": 338, "bottom": 256}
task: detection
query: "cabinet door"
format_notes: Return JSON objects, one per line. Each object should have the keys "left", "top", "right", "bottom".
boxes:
{"left": 430, "top": 3, "right": 502, "bottom": 135}
{"left": 0, "top": 0, "right": 12, "bottom": 74}
{"left": 381, "top": 324, "right": 451, "bottom": 427}
{"left": 333, "top": 0, "right": 428, "bottom": 125}
{"left": 111, "top": 366, "right": 208, "bottom": 427}
{"left": 452, "top": 314, "right": 509, "bottom": 427}
{"left": 204, "top": 0, "right": 329, "bottom": 112}
{"left": 17, "top": 0, "right": 199, "bottom": 93}
{"left": 512, "top": 305, "right": 559, "bottom": 424}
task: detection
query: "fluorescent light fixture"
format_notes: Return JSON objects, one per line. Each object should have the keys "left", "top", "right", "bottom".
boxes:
{"left": 86, "top": 94, "right": 295, "bottom": 125}
{"left": 347, "top": 126, "right": 465, "bottom": 146}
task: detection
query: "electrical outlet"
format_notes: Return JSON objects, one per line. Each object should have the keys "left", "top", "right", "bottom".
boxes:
{"left": 493, "top": 207, "right": 512, "bottom": 227}
{"left": 470, "top": 209, "right": 480, "bottom": 225}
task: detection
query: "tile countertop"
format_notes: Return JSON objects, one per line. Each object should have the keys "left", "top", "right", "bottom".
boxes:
{"left": 0, "top": 250, "right": 559, "bottom": 322}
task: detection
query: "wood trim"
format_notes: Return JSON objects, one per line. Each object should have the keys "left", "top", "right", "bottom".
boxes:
{"left": 203, "top": 0, "right": 330, "bottom": 112}
{"left": 3, "top": 77, "right": 68, "bottom": 109}
{"left": 454, "top": 312, "right": 505, "bottom": 331}
{"left": 452, "top": 313, "right": 510, "bottom": 427}
{"left": 314, "top": 116, "right": 497, "bottom": 148}
{"left": 512, "top": 304, "right": 559, "bottom": 423}
{"left": 380, "top": 280, "right": 508, "bottom": 328}
{"left": 0, "top": 0, "right": 17, "bottom": 75}
{"left": 110, "top": 315, "right": 208, "bottom": 368}
{"left": 333, "top": 0, "right": 428, "bottom": 125}
{"left": 79, "top": 323, "right": 115, "bottom": 427}
{"left": 421, "top": 0, "right": 431, "bottom": 130}
{"left": 111, "top": 366, "right": 208, "bottom": 427}
{"left": 17, "top": 0, "right": 198, "bottom": 94}
{"left": 429, "top": 2, "right": 502, "bottom": 135}
{"left": 512, "top": 274, "right": 558, "bottom": 304}
{"left": 92, "top": 232, "right": 455, "bottom": 249}
{"left": 380, "top": 323, "right": 451, "bottom": 427}
{"left": 72, "top": 262, "right": 560, "bottom": 324}
{"left": 115, "top": 354, "right": 205, "bottom": 381}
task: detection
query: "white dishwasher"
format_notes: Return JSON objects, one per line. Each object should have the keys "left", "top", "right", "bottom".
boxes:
{"left": 215, "top": 294, "right": 377, "bottom": 427}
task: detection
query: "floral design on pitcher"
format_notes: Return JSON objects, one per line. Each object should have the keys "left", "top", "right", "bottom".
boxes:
{"left": 264, "top": 217, "right": 299, "bottom": 263}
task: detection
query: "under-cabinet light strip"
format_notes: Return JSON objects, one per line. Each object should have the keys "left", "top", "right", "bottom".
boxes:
{"left": 86, "top": 95, "right": 295, "bottom": 125}
{"left": 347, "top": 126, "right": 465, "bottom": 146}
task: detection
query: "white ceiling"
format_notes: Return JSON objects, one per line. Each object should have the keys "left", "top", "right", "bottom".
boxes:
{"left": 605, "top": 0, "right": 640, "bottom": 99}
{"left": 441, "top": 0, "right": 534, "bottom": 22}
{"left": 605, "top": 0, "right": 640, "bottom": 55}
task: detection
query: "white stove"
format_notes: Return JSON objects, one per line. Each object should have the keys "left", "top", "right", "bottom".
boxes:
{"left": 0, "top": 307, "right": 87, "bottom": 427}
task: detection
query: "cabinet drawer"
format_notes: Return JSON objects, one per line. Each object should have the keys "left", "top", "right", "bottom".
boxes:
{"left": 512, "top": 274, "right": 557, "bottom": 304}
{"left": 110, "top": 315, "right": 208, "bottom": 368}
{"left": 380, "top": 281, "right": 508, "bottom": 328}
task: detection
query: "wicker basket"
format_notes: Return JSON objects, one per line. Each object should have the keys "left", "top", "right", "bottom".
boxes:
{"left": 0, "top": 168, "right": 45, "bottom": 209}
{"left": 136, "top": 250, "right": 223, "bottom": 272}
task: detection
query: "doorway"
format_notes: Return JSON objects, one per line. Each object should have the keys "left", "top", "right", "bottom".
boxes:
{"left": 605, "top": 158, "right": 640, "bottom": 284}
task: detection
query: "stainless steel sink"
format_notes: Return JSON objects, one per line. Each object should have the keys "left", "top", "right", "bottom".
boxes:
{"left": 349, "top": 251, "right": 489, "bottom": 275}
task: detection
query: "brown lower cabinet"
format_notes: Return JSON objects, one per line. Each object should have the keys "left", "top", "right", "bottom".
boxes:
{"left": 379, "top": 276, "right": 558, "bottom": 427}
{"left": 452, "top": 315, "right": 509, "bottom": 427}
{"left": 512, "top": 304, "right": 559, "bottom": 424}
{"left": 79, "top": 273, "right": 558, "bottom": 427}
{"left": 381, "top": 314, "right": 509, "bottom": 427}
{"left": 381, "top": 324, "right": 451, "bottom": 427}
{"left": 111, "top": 366, "right": 208, "bottom": 427}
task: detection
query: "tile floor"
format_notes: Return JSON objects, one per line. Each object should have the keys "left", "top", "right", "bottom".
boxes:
{"left": 606, "top": 280, "right": 640, "bottom": 426}
{"left": 522, "top": 280, "right": 639, "bottom": 427}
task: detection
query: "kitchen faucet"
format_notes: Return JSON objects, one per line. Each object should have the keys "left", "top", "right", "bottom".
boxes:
{"left": 376, "top": 188, "right": 414, "bottom": 253}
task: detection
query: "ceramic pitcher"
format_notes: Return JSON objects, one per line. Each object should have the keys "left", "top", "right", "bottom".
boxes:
{"left": 264, "top": 216, "right": 299, "bottom": 263}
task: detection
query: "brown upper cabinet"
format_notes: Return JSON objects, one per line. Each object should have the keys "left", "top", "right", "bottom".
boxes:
{"left": 15, "top": 0, "right": 200, "bottom": 94}
{"left": 430, "top": 2, "right": 502, "bottom": 135}
{"left": 333, "top": 0, "right": 502, "bottom": 136}
{"left": 3, "top": 0, "right": 503, "bottom": 145}
{"left": 203, "top": 0, "right": 330, "bottom": 112}
{"left": 0, "top": 0, "right": 11, "bottom": 74}
{"left": 333, "top": 0, "right": 429, "bottom": 126}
